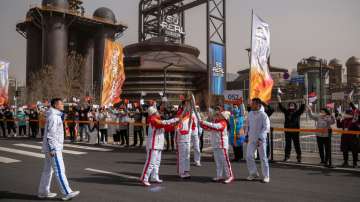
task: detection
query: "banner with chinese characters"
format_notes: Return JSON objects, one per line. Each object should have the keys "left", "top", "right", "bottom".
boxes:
{"left": 101, "top": 39, "right": 125, "bottom": 106}
{"left": 0, "top": 60, "right": 9, "bottom": 106}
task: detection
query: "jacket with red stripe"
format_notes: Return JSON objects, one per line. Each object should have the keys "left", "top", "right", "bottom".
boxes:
{"left": 176, "top": 112, "right": 195, "bottom": 143}
{"left": 200, "top": 119, "right": 229, "bottom": 149}
{"left": 146, "top": 115, "right": 179, "bottom": 150}
{"left": 191, "top": 111, "right": 202, "bottom": 136}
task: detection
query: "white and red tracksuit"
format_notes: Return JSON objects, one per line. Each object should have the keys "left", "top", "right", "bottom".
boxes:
{"left": 200, "top": 119, "right": 233, "bottom": 179}
{"left": 191, "top": 111, "right": 201, "bottom": 164}
{"left": 140, "top": 115, "right": 178, "bottom": 183}
{"left": 176, "top": 111, "right": 195, "bottom": 176}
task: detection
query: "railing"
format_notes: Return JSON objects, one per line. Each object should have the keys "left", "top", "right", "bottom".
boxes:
{"left": 270, "top": 127, "right": 360, "bottom": 168}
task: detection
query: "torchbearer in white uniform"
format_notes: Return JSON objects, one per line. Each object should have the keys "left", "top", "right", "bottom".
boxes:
{"left": 38, "top": 98, "right": 80, "bottom": 201}
{"left": 140, "top": 106, "right": 179, "bottom": 186}
{"left": 191, "top": 106, "right": 202, "bottom": 167}
{"left": 200, "top": 107, "right": 234, "bottom": 184}
{"left": 245, "top": 98, "right": 271, "bottom": 183}
{"left": 175, "top": 97, "right": 196, "bottom": 179}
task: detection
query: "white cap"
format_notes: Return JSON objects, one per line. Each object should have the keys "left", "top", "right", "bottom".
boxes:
{"left": 221, "top": 111, "right": 231, "bottom": 121}
{"left": 148, "top": 106, "right": 158, "bottom": 116}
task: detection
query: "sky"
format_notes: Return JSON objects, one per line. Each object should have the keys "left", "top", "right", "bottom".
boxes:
{"left": 0, "top": 0, "right": 359, "bottom": 84}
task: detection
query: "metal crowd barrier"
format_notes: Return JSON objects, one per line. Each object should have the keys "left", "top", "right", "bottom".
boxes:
{"left": 270, "top": 127, "right": 360, "bottom": 168}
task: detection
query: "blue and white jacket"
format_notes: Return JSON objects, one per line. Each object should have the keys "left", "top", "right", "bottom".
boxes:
{"left": 42, "top": 108, "right": 65, "bottom": 153}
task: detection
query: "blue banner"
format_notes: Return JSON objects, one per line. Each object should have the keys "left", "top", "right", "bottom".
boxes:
{"left": 210, "top": 43, "right": 225, "bottom": 95}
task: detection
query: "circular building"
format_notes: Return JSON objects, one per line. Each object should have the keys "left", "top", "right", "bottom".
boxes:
{"left": 122, "top": 38, "right": 208, "bottom": 105}
{"left": 346, "top": 56, "right": 360, "bottom": 87}
{"left": 297, "top": 56, "right": 332, "bottom": 108}
{"left": 328, "top": 58, "right": 343, "bottom": 89}
{"left": 42, "top": 0, "right": 69, "bottom": 9}
{"left": 93, "top": 7, "right": 117, "bottom": 23}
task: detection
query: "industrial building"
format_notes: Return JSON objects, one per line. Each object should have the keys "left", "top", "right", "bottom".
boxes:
{"left": 16, "top": 0, "right": 127, "bottom": 103}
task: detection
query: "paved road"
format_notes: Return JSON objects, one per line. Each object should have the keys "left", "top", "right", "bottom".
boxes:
{"left": 0, "top": 138, "right": 359, "bottom": 202}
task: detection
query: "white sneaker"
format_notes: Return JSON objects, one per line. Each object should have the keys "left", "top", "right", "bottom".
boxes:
{"left": 141, "top": 181, "right": 151, "bottom": 186}
{"left": 246, "top": 173, "right": 259, "bottom": 181}
{"left": 263, "top": 177, "right": 270, "bottom": 183}
{"left": 61, "top": 191, "right": 80, "bottom": 201}
{"left": 180, "top": 173, "right": 191, "bottom": 179}
{"left": 150, "top": 179, "right": 163, "bottom": 183}
{"left": 194, "top": 162, "right": 202, "bottom": 167}
{"left": 38, "top": 192, "right": 57, "bottom": 199}
{"left": 212, "top": 177, "right": 223, "bottom": 182}
{"left": 224, "top": 176, "right": 234, "bottom": 184}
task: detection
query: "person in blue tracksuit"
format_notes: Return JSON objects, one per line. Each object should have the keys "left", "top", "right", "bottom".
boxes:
{"left": 229, "top": 103, "right": 246, "bottom": 162}
{"left": 38, "top": 98, "right": 80, "bottom": 200}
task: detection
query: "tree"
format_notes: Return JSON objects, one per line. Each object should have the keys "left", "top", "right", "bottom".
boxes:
{"left": 64, "top": 51, "right": 85, "bottom": 100}
{"left": 27, "top": 64, "right": 57, "bottom": 103}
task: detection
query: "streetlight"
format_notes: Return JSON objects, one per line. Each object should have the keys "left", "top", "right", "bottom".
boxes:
{"left": 162, "top": 63, "right": 173, "bottom": 99}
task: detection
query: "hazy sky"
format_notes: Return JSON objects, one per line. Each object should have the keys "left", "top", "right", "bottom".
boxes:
{"left": 0, "top": 0, "right": 359, "bottom": 84}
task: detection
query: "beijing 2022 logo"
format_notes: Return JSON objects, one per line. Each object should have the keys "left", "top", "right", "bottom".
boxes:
{"left": 212, "top": 62, "right": 224, "bottom": 77}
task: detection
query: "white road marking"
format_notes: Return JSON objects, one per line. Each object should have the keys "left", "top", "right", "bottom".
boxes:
{"left": 0, "top": 147, "right": 44, "bottom": 158}
{"left": 85, "top": 168, "right": 139, "bottom": 180}
{"left": 0, "top": 156, "right": 21, "bottom": 163}
{"left": 37, "top": 142, "right": 113, "bottom": 152}
{"left": 63, "top": 144, "right": 113, "bottom": 152}
{"left": 14, "top": 144, "right": 87, "bottom": 155}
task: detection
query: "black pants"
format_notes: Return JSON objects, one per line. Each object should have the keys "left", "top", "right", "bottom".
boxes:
{"left": 165, "top": 131, "right": 175, "bottom": 151}
{"left": 114, "top": 131, "right": 121, "bottom": 143}
{"left": 29, "top": 124, "right": 39, "bottom": 138}
{"left": 133, "top": 128, "right": 144, "bottom": 146}
{"left": 100, "top": 129, "right": 108, "bottom": 143}
{"left": 343, "top": 150, "right": 358, "bottom": 166}
{"left": 19, "top": 125, "right": 26, "bottom": 136}
{"left": 40, "top": 128, "right": 45, "bottom": 138}
{"left": 316, "top": 136, "right": 330, "bottom": 163}
{"left": 342, "top": 142, "right": 358, "bottom": 166}
{"left": 285, "top": 132, "right": 302, "bottom": 159}
{"left": 7, "top": 123, "right": 16, "bottom": 135}
{"left": 232, "top": 145, "right": 244, "bottom": 161}
{"left": 120, "top": 129, "right": 129, "bottom": 146}
{"left": 200, "top": 132, "right": 204, "bottom": 152}
{"left": 69, "top": 126, "right": 76, "bottom": 142}
{"left": 0, "top": 122, "right": 6, "bottom": 137}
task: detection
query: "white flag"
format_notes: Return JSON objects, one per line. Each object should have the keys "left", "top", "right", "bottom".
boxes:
{"left": 249, "top": 12, "right": 273, "bottom": 103}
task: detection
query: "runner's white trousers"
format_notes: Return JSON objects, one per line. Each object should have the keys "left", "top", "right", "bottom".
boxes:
{"left": 38, "top": 151, "right": 73, "bottom": 195}
{"left": 213, "top": 148, "right": 233, "bottom": 178}
{"left": 140, "top": 149, "right": 162, "bottom": 182}
{"left": 177, "top": 142, "right": 190, "bottom": 175}
{"left": 191, "top": 134, "right": 201, "bottom": 164}
{"left": 246, "top": 141, "right": 270, "bottom": 178}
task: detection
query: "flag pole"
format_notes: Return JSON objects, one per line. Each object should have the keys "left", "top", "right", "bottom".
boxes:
{"left": 248, "top": 9, "right": 254, "bottom": 104}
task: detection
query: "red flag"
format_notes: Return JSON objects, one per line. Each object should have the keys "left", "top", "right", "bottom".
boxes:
{"left": 326, "top": 103, "right": 335, "bottom": 109}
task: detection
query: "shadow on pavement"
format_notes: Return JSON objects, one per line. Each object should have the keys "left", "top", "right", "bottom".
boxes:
{"left": 70, "top": 174, "right": 143, "bottom": 187}
{"left": 271, "top": 163, "right": 360, "bottom": 177}
{"left": 0, "top": 191, "right": 57, "bottom": 201}
{"left": 120, "top": 172, "right": 214, "bottom": 184}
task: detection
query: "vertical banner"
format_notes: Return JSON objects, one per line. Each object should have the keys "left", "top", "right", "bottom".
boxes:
{"left": 0, "top": 61, "right": 9, "bottom": 106}
{"left": 250, "top": 13, "right": 273, "bottom": 103}
{"left": 101, "top": 39, "right": 125, "bottom": 106}
{"left": 210, "top": 43, "right": 225, "bottom": 95}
